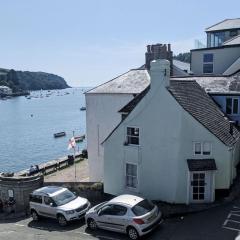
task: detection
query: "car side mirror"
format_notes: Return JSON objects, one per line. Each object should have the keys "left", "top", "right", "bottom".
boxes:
{"left": 50, "top": 202, "right": 55, "bottom": 207}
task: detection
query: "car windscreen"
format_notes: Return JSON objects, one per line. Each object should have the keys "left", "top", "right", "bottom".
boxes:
{"left": 52, "top": 189, "right": 77, "bottom": 206}
{"left": 131, "top": 199, "right": 154, "bottom": 216}
{"left": 94, "top": 202, "right": 107, "bottom": 211}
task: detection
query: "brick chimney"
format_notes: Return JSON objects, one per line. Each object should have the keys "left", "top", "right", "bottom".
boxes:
{"left": 145, "top": 43, "right": 173, "bottom": 75}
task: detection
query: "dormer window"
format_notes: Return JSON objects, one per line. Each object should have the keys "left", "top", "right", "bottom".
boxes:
{"left": 226, "top": 98, "right": 238, "bottom": 115}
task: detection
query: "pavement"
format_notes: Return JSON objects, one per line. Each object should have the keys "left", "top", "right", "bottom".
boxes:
{"left": 44, "top": 159, "right": 89, "bottom": 182}
{"left": 1, "top": 199, "right": 240, "bottom": 240}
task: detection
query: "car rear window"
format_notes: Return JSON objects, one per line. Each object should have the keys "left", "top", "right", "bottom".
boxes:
{"left": 131, "top": 199, "right": 154, "bottom": 216}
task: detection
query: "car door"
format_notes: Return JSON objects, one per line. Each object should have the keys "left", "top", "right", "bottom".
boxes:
{"left": 97, "top": 204, "right": 128, "bottom": 233}
{"left": 40, "top": 196, "right": 57, "bottom": 218}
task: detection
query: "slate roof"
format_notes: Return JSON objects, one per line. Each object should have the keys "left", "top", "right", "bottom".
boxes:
{"left": 206, "top": 18, "right": 240, "bottom": 32}
{"left": 86, "top": 69, "right": 150, "bottom": 94}
{"left": 168, "top": 80, "right": 240, "bottom": 146}
{"left": 173, "top": 60, "right": 190, "bottom": 73}
{"left": 86, "top": 60, "right": 190, "bottom": 94}
{"left": 172, "top": 73, "right": 240, "bottom": 93}
{"left": 187, "top": 159, "right": 217, "bottom": 171}
{"left": 119, "top": 86, "right": 150, "bottom": 113}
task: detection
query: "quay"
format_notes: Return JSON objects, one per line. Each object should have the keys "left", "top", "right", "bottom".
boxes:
{"left": 16, "top": 151, "right": 87, "bottom": 178}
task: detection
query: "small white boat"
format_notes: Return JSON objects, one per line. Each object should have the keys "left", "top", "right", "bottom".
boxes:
{"left": 74, "top": 135, "right": 85, "bottom": 142}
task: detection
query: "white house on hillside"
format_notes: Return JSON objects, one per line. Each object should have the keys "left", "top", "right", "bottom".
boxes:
{"left": 0, "top": 86, "right": 12, "bottom": 95}
{"left": 85, "top": 44, "right": 190, "bottom": 181}
{"left": 103, "top": 59, "right": 240, "bottom": 204}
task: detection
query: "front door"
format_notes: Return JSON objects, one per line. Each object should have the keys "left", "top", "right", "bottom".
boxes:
{"left": 40, "top": 196, "right": 56, "bottom": 218}
{"left": 189, "top": 171, "right": 213, "bottom": 203}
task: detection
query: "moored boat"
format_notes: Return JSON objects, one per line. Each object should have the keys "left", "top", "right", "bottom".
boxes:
{"left": 74, "top": 134, "right": 85, "bottom": 142}
{"left": 54, "top": 132, "right": 66, "bottom": 138}
{"left": 80, "top": 107, "right": 86, "bottom": 111}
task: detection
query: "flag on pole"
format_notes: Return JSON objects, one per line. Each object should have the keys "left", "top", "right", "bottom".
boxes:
{"left": 68, "top": 137, "right": 76, "bottom": 150}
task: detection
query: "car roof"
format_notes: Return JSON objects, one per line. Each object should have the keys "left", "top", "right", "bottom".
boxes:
{"left": 32, "top": 186, "right": 66, "bottom": 197}
{"left": 109, "top": 194, "right": 144, "bottom": 207}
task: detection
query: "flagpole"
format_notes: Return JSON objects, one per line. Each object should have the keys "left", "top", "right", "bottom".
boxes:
{"left": 73, "top": 131, "right": 76, "bottom": 181}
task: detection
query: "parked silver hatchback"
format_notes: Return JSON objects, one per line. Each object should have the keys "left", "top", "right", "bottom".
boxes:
{"left": 85, "top": 194, "right": 162, "bottom": 239}
{"left": 30, "top": 186, "right": 91, "bottom": 226}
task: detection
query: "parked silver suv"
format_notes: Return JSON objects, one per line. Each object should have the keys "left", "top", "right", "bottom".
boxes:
{"left": 30, "top": 186, "right": 90, "bottom": 226}
{"left": 85, "top": 194, "right": 162, "bottom": 239}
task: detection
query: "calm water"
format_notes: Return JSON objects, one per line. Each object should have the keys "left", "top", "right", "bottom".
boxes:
{"left": 0, "top": 88, "right": 88, "bottom": 172}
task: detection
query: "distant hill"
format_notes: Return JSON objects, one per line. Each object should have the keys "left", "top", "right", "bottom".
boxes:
{"left": 173, "top": 52, "right": 191, "bottom": 63}
{"left": 0, "top": 68, "right": 69, "bottom": 93}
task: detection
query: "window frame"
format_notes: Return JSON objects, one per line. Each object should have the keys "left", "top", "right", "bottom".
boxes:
{"left": 193, "top": 142, "right": 212, "bottom": 156}
{"left": 203, "top": 53, "right": 214, "bottom": 74}
{"left": 30, "top": 194, "right": 43, "bottom": 204}
{"left": 125, "top": 162, "right": 138, "bottom": 190}
{"left": 126, "top": 126, "right": 140, "bottom": 146}
{"left": 226, "top": 97, "right": 239, "bottom": 115}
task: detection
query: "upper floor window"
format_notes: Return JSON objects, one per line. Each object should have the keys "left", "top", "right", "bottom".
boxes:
{"left": 226, "top": 98, "right": 238, "bottom": 115}
{"left": 203, "top": 53, "right": 213, "bottom": 74}
{"left": 230, "top": 30, "right": 238, "bottom": 37}
{"left": 126, "top": 127, "right": 139, "bottom": 145}
{"left": 207, "top": 32, "right": 225, "bottom": 47}
{"left": 194, "top": 142, "right": 211, "bottom": 155}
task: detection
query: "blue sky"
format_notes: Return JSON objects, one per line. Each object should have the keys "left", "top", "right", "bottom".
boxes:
{"left": 0, "top": 0, "right": 240, "bottom": 87}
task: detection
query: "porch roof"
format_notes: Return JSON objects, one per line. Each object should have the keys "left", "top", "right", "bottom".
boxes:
{"left": 187, "top": 159, "right": 217, "bottom": 172}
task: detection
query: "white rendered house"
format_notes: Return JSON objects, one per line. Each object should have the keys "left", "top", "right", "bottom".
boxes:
{"left": 85, "top": 44, "right": 190, "bottom": 181}
{"left": 103, "top": 59, "right": 240, "bottom": 204}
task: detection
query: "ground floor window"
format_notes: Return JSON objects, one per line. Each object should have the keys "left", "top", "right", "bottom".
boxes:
{"left": 126, "top": 163, "right": 138, "bottom": 188}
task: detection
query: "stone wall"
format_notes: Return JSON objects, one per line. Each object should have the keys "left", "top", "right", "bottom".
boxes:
{"left": 0, "top": 174, "right": 43, "bottom": 213}
{"left": 44, "top": 182, "right": 107, "bottom": 204}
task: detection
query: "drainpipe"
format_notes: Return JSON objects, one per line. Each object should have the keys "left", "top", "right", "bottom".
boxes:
{"left": 228, "top": 145, "right": 235, "bottom": 185}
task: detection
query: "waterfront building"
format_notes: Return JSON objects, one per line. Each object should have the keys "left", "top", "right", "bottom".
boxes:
{"left": 85, "top": 44, "right": 190, "bottom": 182}
{"left": 191, "top": 19, "right": 240, "bottom": 75}
{"left": 85, "top": 18, "right": 240, "bottom": 203}
{"left": 103, "top": 59, "right": 240, "bottom": 203}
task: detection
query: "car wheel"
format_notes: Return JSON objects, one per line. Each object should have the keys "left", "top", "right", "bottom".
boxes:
{"left": 87, "top": 218, "right": 97, "bottom": 230}
{"left": 57, "top": 214, "right": 68, "bottom": 227}
{"left": 31, "top": 210, "right": 39, "bottom": 221}
{"left": 127, "top": 227, "right": 139, "bottom": 240}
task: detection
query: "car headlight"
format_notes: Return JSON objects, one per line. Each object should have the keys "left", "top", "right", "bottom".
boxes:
{"left": 65, "top": 210, "right": 75, "bottom": 214}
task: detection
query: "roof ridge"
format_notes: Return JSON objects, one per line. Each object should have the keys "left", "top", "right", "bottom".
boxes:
{"left": 205, "top": 19, "right": 229, "bottom": 31}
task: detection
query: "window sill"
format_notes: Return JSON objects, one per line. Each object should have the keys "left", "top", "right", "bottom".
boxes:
{"left": 124, "top": 144, "right": 140, "bottom": 148}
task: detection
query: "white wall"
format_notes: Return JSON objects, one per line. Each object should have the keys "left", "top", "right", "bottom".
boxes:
{"left": 85, "top": 93, "right": 133, "bottom": 181}
{"left": 191, "top": 46, "right": 240, "bottom": 75}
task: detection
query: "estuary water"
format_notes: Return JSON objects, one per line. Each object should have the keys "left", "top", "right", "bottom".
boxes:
{"left": 0, "top": 88, "right": 88, "bottom": 172}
